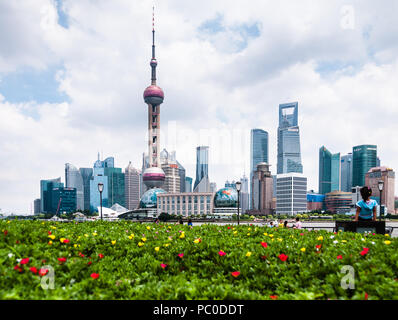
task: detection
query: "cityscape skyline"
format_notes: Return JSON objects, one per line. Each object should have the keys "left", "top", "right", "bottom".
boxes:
{"left": 1, "top": 1, "right": 398, "bottom": 214}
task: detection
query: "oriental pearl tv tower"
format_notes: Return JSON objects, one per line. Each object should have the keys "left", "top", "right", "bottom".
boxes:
{"left": 140, "top": 7, "right": 166, "bottom": 207}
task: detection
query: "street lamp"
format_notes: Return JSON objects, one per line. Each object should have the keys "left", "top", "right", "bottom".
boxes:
{"left": 378, "top": 180, "right": 384, "bottom": 220}
{"left": 235, "top": 181, "right": 242, "bottom": 226}
{"left": 98, "top": 182, "right": 104, "bottom": 221}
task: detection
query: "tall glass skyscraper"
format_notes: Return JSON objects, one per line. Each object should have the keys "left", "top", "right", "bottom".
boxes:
{"left": 79, "top": 168, "right": 93, "bottom": 211}
{"left": 105, "top": 167, "right": 125, "bottom": 207}
{"left": 65, "top": 163, "right": 84, "bottom": 210}
{"left": 277, "top": 102, "right": 303, "bottom": 174}
{"left": 340, "top": 153, "right": 353, "bottom": 192}
{"left": 319, "top": 146, "right": 340, "bottom": 194}
{"left": 40, "top": 178, "right": 63, "bottom": 213}
{"left": 352, "top": 145, "right": 377, "bottom": 187}
{"left": 193, "top": 146, "right": 210, "bottom": 192}
{"left": 250, "top": 129, "right": 268, "bottom": 209}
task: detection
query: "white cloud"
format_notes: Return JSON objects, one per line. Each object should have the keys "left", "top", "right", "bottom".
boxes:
{"left": 0, "top": 0, "right": 398, "bottom": 213}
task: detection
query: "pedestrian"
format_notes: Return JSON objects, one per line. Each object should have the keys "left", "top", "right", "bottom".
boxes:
{"left": 355, "top": 186, "right": 377, "bottom": 221}
{"left": 294, "top": 217, "right": 302, "bottom": 229}
{"left": 179, "top": 217, "right": 183, "bottom": 225}
{"left": 284, "top": 220, "right": 288, "bottom": 228}
{"left": 188, "top": 219, "right": 193, "bottom": 226}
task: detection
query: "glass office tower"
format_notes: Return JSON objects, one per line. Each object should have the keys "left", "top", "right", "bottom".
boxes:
{"left": 193, "top": 146, "right": 210, "bottom": 192}
{"left": 340, "top": 153, "right": 353, "bottom": 192}
{"left": 79, "top": 168, "right": 93, "bottom": 211}
{"left": 277, "top": 102, "right": 303, "bottom": 174}
{"left": 65, "top": 163, "right": 84, "bottom": 211}
{"left": 250, "top": 129, "right": 268, "bottom": 208}
{"left": 352, "top": 145, "right": 377, "bottom": 187}
{"left": 319, "top": 146, "right": 340, "bottom": 194}
{"left": 40, "top": 178, "right": 63, "bottom": 213}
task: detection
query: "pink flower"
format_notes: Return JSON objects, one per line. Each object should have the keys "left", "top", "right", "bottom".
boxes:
{"left": 20, "top": 258, "right": 30, "bottom": 265}
{"left": 29, "top": 267, "right": 38, "bottom": 274}
{"left": 337, "top": 255, "right": 343, "bottom": 260}
{"left": 58, "top": 257, "right": 67, "bottom": 263}
{"left": 365, "top": 292, "right": 369, "bottom": 300}
{"left": 178, "top": 253, "right": 184, "bottom": 258}
{"left": 79, "top": 252, "right": 85, "bottom": 258}
{"left": 278, "top": 254, "right": 288, "bottom": 262}
{"left": 39, "top": 268, "right": 48, "bottom": 276}
{"left": 90, "top": 273, "right": 100, "bottom": 279}
{"left": 98, "top": 253, "right": 104, "bottom": 259}
{"left": 231, "top": 271, "right": 240, "bottom": 278}
{"left": 160, "top": 263, "right": 167, "bottom": 269}
{"left": 360, "top": 248, "right": 369, "bottom": 256}
{"left": 218, "top": 250, "right": 226, "bottom": 256}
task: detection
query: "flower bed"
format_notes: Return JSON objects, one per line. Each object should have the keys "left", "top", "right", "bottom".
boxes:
{"left": 1, "top": 220, "right": 397, "bottom": 300}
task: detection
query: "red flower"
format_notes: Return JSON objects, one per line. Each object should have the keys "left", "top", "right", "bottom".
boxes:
{"left": 63, "top": 239, "right": 70, "bottom": 244}
{"left": 178, "top": 253, "right": 184, "bottom": 258}
{"left": 42, "top": 259, "right": 46, "bottom": 263}
{"left": 260, "top": 242, "right": 268, "bottom": 248}
{"left": 278, "top": 254, "right": 288, "bottom": 262}
{"left": 227, "top": 227, "right": 231, "bottom": 229}
{"left": 261, "top": 255, "right": 267, "bottom": 260}
{"left": 98, "top": 253, "right": 104, "bottom": 259}
{"left": 4, "top": 230, "right": 8, "bottom": 236}
{"left": 48, "top": 231, "right": 52, "bottom": 235}
{"left": 231, "top": 271, "right": 240, "bottom": 278}
{"left": 29, "top": 267, "right": 38, "bottom": 274}
{"left": 20, "top": 258, "right": 30, "bottom": 265}
{"left": 79, "top": 252, "right": 85, "bottom": 258}
{"left": 16, "top": 240, "right": 20, "bottom": 244}
{"left": 300, "top": 233, "right": 304, "bottom": 236}
{"left": 270, "top": 295, "right": 278, "bottom": 300}
{"left": 87, "top": 261, "right": 92, "bottom": 266}
{"left": 90, "top": 273, "right": 100, "bottom": 279}
{"left": 360, "top": 248, "right": 369, "bottom": 256}
{"left": 160, "top": 263, "right": 167, "bottom": 269}
{"left": 14, "top": 265, "right": 23, "bottom": 273}
{"left": 315, "top": 244, "right": 322, "bottom": 249}
{"left": 39, "top": 268, "right": 48, "bottom": 276}
{"left": 218, "top": 250, "right": 226, "bottom": 256}
{"left": 365, "top": 292, "right": 368, "bottom": 300}
{"left": 58, "top": 257, "right": 67, "bottom": 263}
{"left": 337, "top": 255, "right": 343, "bottom": 260}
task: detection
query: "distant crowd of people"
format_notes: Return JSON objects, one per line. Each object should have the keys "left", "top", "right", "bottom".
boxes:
{"left": 267, "top": 217, "right": 302, "bottom": 229}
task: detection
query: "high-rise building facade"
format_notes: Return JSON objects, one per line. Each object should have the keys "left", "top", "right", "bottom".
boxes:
{"left": 352, "top": 145, "right": 377, "bottom": 187}
{"left": 104, "top": 167, "right": 125, "bottom": 207}
{"left": 210, "top": 182, "right": 217, "bottom": 193}
{"left": 65, "top": 163, "right": 84, "bottom": 211}
{"left": 250, "top": 129, "right": 268, "bottom": 209}
{"left": 185, "top": 177, "right": 193, "bottom": 192}
{"left": 277, "top": 102, "right": 303, "bottom": 174}
{"left": 177, "top": 161, "right": 186, "bottom": 193}
{"left": 51, "top": 187, "right": 77, "bottom": 214}
{"left": 276, "top": 173, "right": 307, "bottom": 215}
{"left": 340, "top": 153, "right": 353, "bottom": 192}
{"left": 365, "top": 166, "right": 395, "bottom": 214}
{"left": 33, "top": 198, "right": 41, "bottom": 215}
{"left": 90, "top": 157, "right": 108, "bottom": 212}
{"left": 251, "top": 162, "right": 274, "bottom": 214}
{"left": 40, "top": 178, "right": 63, "bottom": 213}
{"left": 79, "top": 168, "right": 93, "bottom": 211}
{"left": 193, "top": 146, "right": 210, "bottom": 192}
{"left": 319, "top": 146, "right": 340, "bottom": 194}
{"left": 125, "top": 162, "right": 141, "bottom": 210}
{"left": 240, "top": 175, "right": 249, "bottom": 214}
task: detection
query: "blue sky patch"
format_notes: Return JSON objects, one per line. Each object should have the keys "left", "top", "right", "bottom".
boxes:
{"left": 55, "top": 0, "right": 69, "bottom": 28}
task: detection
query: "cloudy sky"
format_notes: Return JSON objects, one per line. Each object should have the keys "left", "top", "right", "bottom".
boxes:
{"left": 1, "top": 0, "right": 397, "bottom": 213}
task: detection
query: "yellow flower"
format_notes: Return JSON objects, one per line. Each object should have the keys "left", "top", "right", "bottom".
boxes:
{"left": 7, "top": 221, "right": 11, "bottom": 224}
{"left": 84, "top": 234, "right": 89, "bottom": 237}
{"left": 277, "top": 238, "right": 283, "bottom": 242}
{"left": 300, "top": 248, "right": 306, "bottom": 252}
{"left": 146, "top": 226, "right": 151, "bottom": 230}
{"left": 60, "top": 237, "right": 66, "bottom": 243}
{"left": 74, "top": 244, "right": 78, "bottom": 248}
{"left": 179, "top": 233, "right": 185, "bottom": 239}
{"left": 168, "top": 226, "right": 171, "bottom": 229}
{"left": 111, "top": 240, "right": 116, "bottom": 245}
{"left": 168, "top": 236, "right": 173, "bottom": 241}
{"left": 154, "top": 247, "right": 160, "bottom": 252}
{"left": 50, "top": 226, "right": 56, "bottom": 229}
{"left": 164, "top": 243, "right": 170, "bottom": 247}
{"left": 342, "top": 240, "right": 347, "bottom": 243}
{"left": 193, "top": 239, "right": 200, "bottom": 244}
{"left": 77, "top": 236, "right": 81, "bottom": 240}
{"left": 384, "top": 240, "right": 391, "bottom": 245}
{"left": 247, "top": 233, "right": 251, "bottom": 236}
{"left": 233, "top": 231, "right": 238, "bottom": 235}
{"left": 48, "top": 241, "right": 53, "bottom": 245}
{"left": 138, "top": 242, "right": 144, "bottom": 247}
{"left": 247, "top": 227, "right": 252, "bottom": 231}
{"left": 128, "top": 235, "right": 134, "bottom": 240}
{"left": 92, "top": 232, "right": 97, "bottom": 236}
{"left": 141, "top": 237, "right": 147, "bottom": 242}
{"left": 264, "top": 233, "right": 268, "bottom": 236}
{"left": 385, "top": 234, "right": 390, "bottom": 237}
{"left": 269, "top": 234, "right": 274, "bottom": 238}
{"left": 317, "top": 236, "right": 324, "bottom": 241}
{"left": 48, "top": 235, "right": 56, "bottom": 240}
{"left": 245, "top": 251, "right": 252, "bottom": 257}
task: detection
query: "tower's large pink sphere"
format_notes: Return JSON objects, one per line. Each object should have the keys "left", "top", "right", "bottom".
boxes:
{"left": 144, "top": 85, "right": 164, "bottom": 105}
{"left": 143, "top": 167, "right": 165, "bottom": 188}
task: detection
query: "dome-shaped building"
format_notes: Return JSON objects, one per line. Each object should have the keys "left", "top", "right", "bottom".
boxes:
{"left": 214, "top": 187, "right": 238, "bottom": 208}
{"left": 140, "top": 188, "right": 167, "bottom": 208}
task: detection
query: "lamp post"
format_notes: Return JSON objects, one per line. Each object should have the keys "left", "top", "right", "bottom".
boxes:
{"left": 378, "top": 180, "right": 384, "bottom": 221}
{"left": 98, "top": 182, "right": 104, "bottom": 221}
{"left": 235, "top": 181, "right": 242, "bottom": 226}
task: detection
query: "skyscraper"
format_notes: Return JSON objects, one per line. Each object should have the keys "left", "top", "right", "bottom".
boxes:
{"left": 160, "top": 149, "right": 182, "bottom": 193}
{"left": 250, "top": 129, "right": 268, "bottom": 209}
{"left": 240, "top": 175, "right": 250, "bottom": 214}
{"left": 33, "top": 199, "right": 41, "bottom": 215}
{"left": 51, "top": 187, "right": 77, "bottom": 215}
{"left": 319, "top": 146, "right": 340, "bottom": 194}
{"left": 277, "top": 102, "right": 303, "bottom": 174}
{"left": 251, "top": 163, "right": 274, "bottom": 214}
{"left": 352, "top": 145, "right": 377, "bottom": 187}
{"left": 185, "top": 177, "right": 193, "bottom": 192}
{"left": 105, "top": 167, "right": 125, "bottom": 207}
{"left": 365, "top": 166, "right": 395, "bottom": 214}
{"left": 40, "top": 178, "right": 63, "bottom": 213}
{"left": 276, "top": 173, "right": 307, "bottom": 215}
{"left": 65, "top": 163, "right": 84, "bottom": 210}
{"left": 79, "top": 168, "right": 93, "bottom": 211}
{"left": 340, "top": 153, "right": 353, "bottom": 192}
{"left": 193, "top": 146, "right": 210, "bottom": 192}
{"left": 90, "top": 156, "right": 108, "bottom": 212}
{"left": 125, "top": 162, "right": 141, "bottom": 210}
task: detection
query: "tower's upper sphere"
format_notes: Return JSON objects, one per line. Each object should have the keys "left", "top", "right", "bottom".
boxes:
{"left": 143, "top": 166, "right": 165, "bottom": 188}
{"left": 144, "top": 85, "right": 164, "bottom": 105}
{"left": 150, "top": 59, "right": 158, "bottom": 67}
